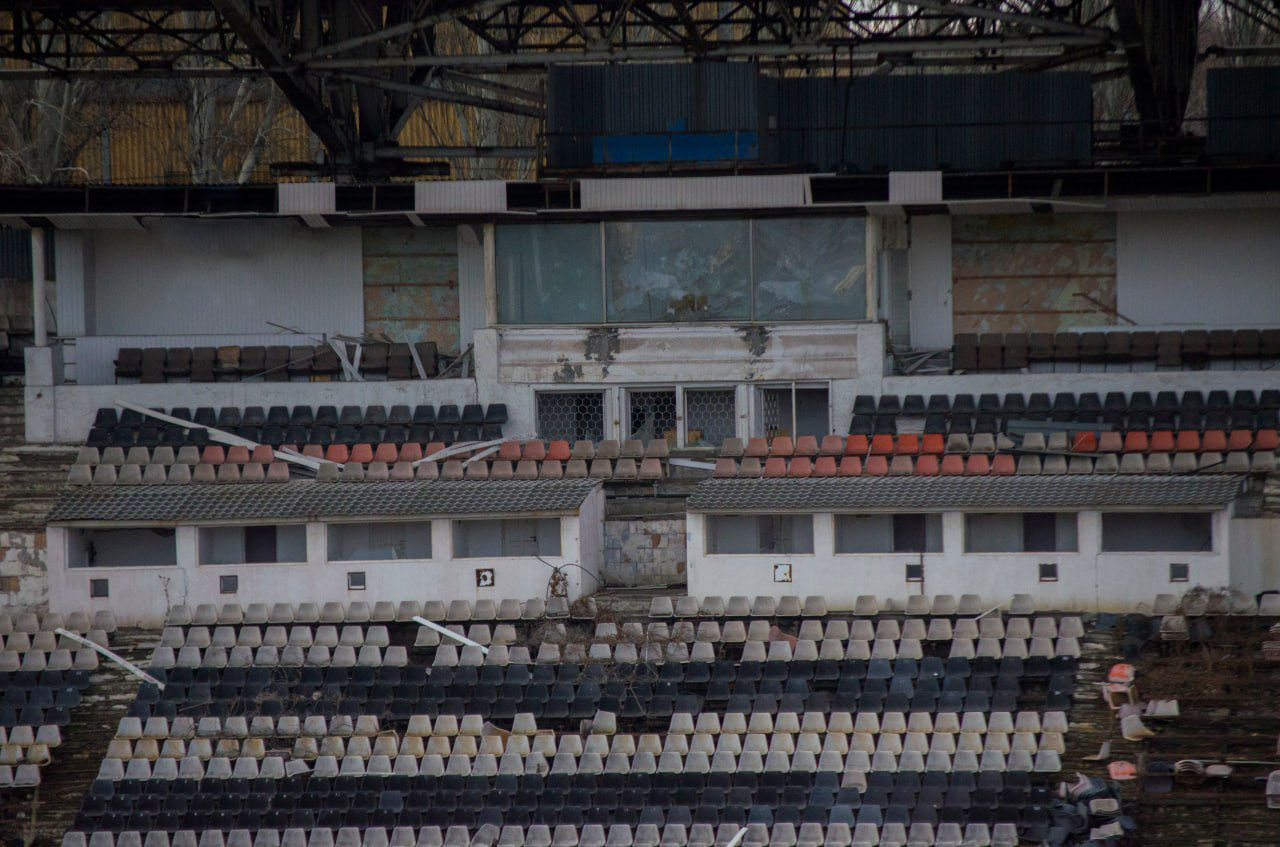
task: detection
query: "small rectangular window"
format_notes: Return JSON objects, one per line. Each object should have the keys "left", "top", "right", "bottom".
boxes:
{"left": 327, "top": 522, "right": 432, "bottom": 561}
{"left": 965, "top": 513, "right": 1077, "bottom": 553}
{"left": 90, "top": 578, "right": 109, "bottom": 598}
{"left": 200, "top": 525, "right": 307, "bottom": 565}
{"left": 705, "top": 515, "right": 815, "bottom": 555}
{"left": 348, "top": 571, "right": 367, "bottom": 590}
{"left": 219, "top": 575, "right": 238, "bottom": 594}
{"left": 453, "top": 518, "right": 563, "bottom": 558}
{"left": 629, "top": 389, "right": 677, "bottom": 443}
{"left": 1038, "top": 562, "right": 1059, "bottom": 582}
{"left": 905, "top": 563, "right": 924, "bottom": 583}
{"left": 536, "top": 391, "right": 605, "bottom": 443}
{"left": 1101, "top": 513, "right": 1213, "bottom": 552}
{"left": 1169, "top": 563, "right": 1190, "bottom": 582}
{"left": 69, "top": 528, "right": 177, "bottom": 568}
{"left": 684, "top": 389, "right": 736, "bottom": 448}
{"left": 836, "top": 514, "right": 943, "bottom": 554}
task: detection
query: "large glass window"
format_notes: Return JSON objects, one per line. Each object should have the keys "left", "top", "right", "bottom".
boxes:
{"left": 453, "top": 518, "right": 562, "bottom": 558}
{"left": 705, "top": 515, "right": 814, "bottom": 555}
{"left": 496, "top": 224, "right": 602, "bottom": 324}
{"left": 328, "top": 522, "right": 432, "bottom": 561}
{"left": 753, "top": 218, "right": 866, "bottom": 320}
{"left": 965, "top": 513, "right": 1078, "bottom": 553}
{"left": 1101, "top": 512, "right": 1213, "bottom": 552}
{"left": 836, "top": 514, "right": 942, "bottom": 554}
{"left": 67, "top": 528, "right": 176, "bottom": 567}
{"left": 200, "top": 525, "right": 307, "bottom": 564}
{"left": 496, "top": 217, "right": 865, "bottom": 324}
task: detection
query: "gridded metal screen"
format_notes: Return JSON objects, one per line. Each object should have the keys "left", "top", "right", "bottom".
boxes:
{"left": 628, "top": 389, "right": 677, "bottom": 442}
{"left": 536, "top": 391, "right": 605, "bottom": 442}
{"left": 760, "top": 388, "right": 788, "bottom": 438}
{"left": 685, "top": 389, "right": 736, "bottom": 447}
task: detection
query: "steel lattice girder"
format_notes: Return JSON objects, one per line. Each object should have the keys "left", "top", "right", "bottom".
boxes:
{"left": 0, "top": 0, "right": 1268, "bottom": 170}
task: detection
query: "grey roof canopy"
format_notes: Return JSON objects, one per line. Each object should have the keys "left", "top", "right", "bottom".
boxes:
{"left": 687, "top": 475, "right": 1243, "bottom": 513}
{"left": 49, "top": 479, "right": 601, "bottom": 525}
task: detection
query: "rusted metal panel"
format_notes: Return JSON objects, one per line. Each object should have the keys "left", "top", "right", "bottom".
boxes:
{"left": 951, "top": 213, "right": 1117, "bottom": 333}
{"left": 362, "top": 226, "right": 459, "bottom": 353}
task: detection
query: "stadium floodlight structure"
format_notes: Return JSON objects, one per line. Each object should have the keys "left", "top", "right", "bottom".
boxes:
{"left": 0, "top": 0, "right": 1272, "bottom": 175}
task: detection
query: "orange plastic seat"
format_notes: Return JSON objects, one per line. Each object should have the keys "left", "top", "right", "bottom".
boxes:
{"left": 939, "top": 455, "right": 965, "bottom": 475}
{"left": 837, "top": 457, "right": 862, "bottom": 476}
{"left": 1175, "top": 431, "right": 1201, "bottom": 452}
{"left": 787, "top": 457, "right": 812, "bottom": 478}
{"left": 819, "top": 435, "right": 845, "bottom": 456}
{"left": 769, "top": 436, "right": 794, "bottom": 457}
{"left": 965, "top": 454, "right": 990, "bottom": 475}
{"left": 424, "top": 442, "right": 447, "bottom": 459}
{"left": 399, "top": 443, "right": 423, "bottom": 462}
{"left": 497, "top": 441, "right": 522, "bottom": 462}
{"left": 226, "top": 445, "right": 251, "bottom": 464}
{"left": 991, "top": 454, "right": 1016, "bottom": 475}
{"left": 744, "top": 437, "right": 770, "bottom": 458}
{"left": 845, "top": 435, "right": 869, "bottom": 455}
{"left": 374, "top": 443, "right": 399, "bottom": 463}
{"left": 1123, "top": 432, "right": 1149, "bottom": 453}
{"left": 813, "top": 456, "right": 837, "bottom": 477}
{"left": 895, "top": 434, "right": 920, "bottom": 455}
{"left": 915, "top": 455, "right": 940, "bottom": 476}
{"left": 1255, "top": 429, "right": 1279, "bottom": 451}
{"left": 350, "top": 443, "right": 374, "bottom": 463}
{"left": 250, "top": 445, "right": 275, "bottom": 464}
{"left": 794, "top": 435, "right": 819, "bottom": 457}
{"left": 869, "top": 434, "right": 894, "bottom": 456}
{"left": 763, "top": 457, "right": 788, "bottom": 477}
{"left": 1201, "top": 430, "right": 1227, "bottom": 452}
{"left": 920, "top": 434, "right": 945, "bottom": 455}
{"left": 201, "top": 445, "right": 226, "bottom": 464}
{"left": 1227, "top": 430, "right": 1253, "bottom": 451}
{"left": 301, "top": 444, "right": 325, "bottom": 460}
{"left": 1108, "top": 761, "right": 1137, "bottom": 781}
{"left": 522, "top": 440, "right": 547, "bottom": 461}
{"left": 324, "top": 444, "right": 349, "bottom": 464}
{"left": 547, "top": 440, "right": 571, "bottom": 461}
{"left": 864, "top": 455, "right": 889, "bottom": 476}
{"left": 1149, "top": 431, "right": 1175, "bottom": 452}
{"left": 1071, "top": 432, "right": 1097, "bottom": 452}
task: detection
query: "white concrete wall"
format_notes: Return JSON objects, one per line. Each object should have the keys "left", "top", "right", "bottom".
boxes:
{"left": 87, "top": 219, "right": 363, "bottom": 336}
{"left": 1228, "top": 515, "right": 1280, "bottom": 597}
{"left": 686, "top": 509, "right": 1233, "bottom": 613}
{"left": 1117, "top": 210, "right": 1280, "bottom": 327}
{"left": 907, "top": 216, "right": 953, "bottom": 350}
{"left": 47, "top": 512, "right": 595, "bottom": 627}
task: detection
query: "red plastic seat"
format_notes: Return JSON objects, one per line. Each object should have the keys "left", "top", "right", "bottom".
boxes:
{"left": 424, "top": 441, "right": 447, "bottom": 460}
{"left": 547, "top": 440, "right": 571, "bottom": 461}
{"left": 1175, "top": 431, "right": 1201, "bottom": 452}
{"left": 250, "top": 445, "right": 275, "bottom": 464}
{"left": 895, "top": 434, "right": 920, "bottom": 455}
{"left": 819, "top": 435, "right": 845, "bottom": 456}
{"left": 915, "top": 455, "right": 940, "bottom": 476}
{"left": 939, "top": 455, "right": 965, "bottom": 475}
{"left": 838, "top": 457, "right": 862, "bottom": 476}
{"left": 201, "top": 445, "right": 226, "bottom": 464}
{"left": 522, "top": 440, "right": 547, "bottom": 461}
{"left": 744, "top": 437, "right": 770, "bottom": 458}
{"left": 1071, "top": 432, "right": 1097, "bottom": 452}
{"left": 763, "top": 457, "right": 788, "bottom": 477}
{"left": 769, "top": 436, "right": 794, "bottom": 457}
{"left": 965, "top": 455, "right": 991, "bottom": 475}
{"left": 921, "top": 434, "right": 945, "bottom": 455}
{"left": 301, "top": 444, "right": 325, "bottom": 460}
{"left": 374, "top": 443, "right": 399, "bottom": 463}
{"left": 845, "top": 435, "right": 869, "bottom": 456}
{"left": 1255, "top": 429, "right": 1278, "bottom": 451}
{"left": 864, "top": 455, "right": 889, "bottom": 476}
{"left": 226, "top": 445, "right": 250, "bottom": 464}
{"left": 399, "top": 443, "right": 423, "bottom": 462}
{"left": 869, "top": 435, "right": 894, "bottom": 456}
{"left": 1227, "top": 430, "right": 1253, "bottom": 451}
{"left": 1122, "top": 432, "right": 1149, "bottom": 453}
{"left": 1149, "top": 431, "right": 1175, "bottom": 452}
{"left": 794, "top": 435, "right": 819, "bottom": 457}
{"left": 991, "top": 454, "right": 1016, "bottom": 475}
{"left": 814, "top": 456, "right": 837, "bottom": 477}
{"left": 497, "top": 441, "right": 522, "bottom": 462}
{"left": 1201, "top": 430, "right": 1227, "bottom": 452}
{"left": 350, "top": 443, "right": 374, "bottom": 463}
{"left": 324, "top": 444, "right": 349, "bottom": 464}
{"left": 787, "top": 457, "right": 813, "bottom": 478}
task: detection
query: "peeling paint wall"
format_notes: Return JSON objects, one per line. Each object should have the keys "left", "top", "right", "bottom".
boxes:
{"left": 951, "top": 214, "right": 1117, "bottom": 333}
{"left": 0, "top": 530, "right": 48, "bottom": 611}
{"left": 603, "top": 517, "right": 687, "bottom": 588}
{"left": 362, "top": 227, "right": 460, "bottom": 354}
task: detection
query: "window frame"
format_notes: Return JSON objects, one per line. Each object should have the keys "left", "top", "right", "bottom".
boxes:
{"left": 451, "top": 517, "right": 564, "bottom": 559}
{"left": 197, "top": 523, "right": 309, "bottom": 566}
{"left": 1099, "top": 511, "right": 1216, "bottom": 554}
{"left": 703, "top": 514, "right": 816, "bottom": 556}
{"left": 834, "top": 512, "right": 944, "bottom": 555}
{"left": 754, "top": 381, "right": 832, "bottom": 439}
{"left": 963, "top": 512, "right": 1079, "bottom": 554}
{"left": 325, "top": 519, "right": 434, "bottom": 564}
{"left": 67, "top": 527, "right": 179, "bottom": 568}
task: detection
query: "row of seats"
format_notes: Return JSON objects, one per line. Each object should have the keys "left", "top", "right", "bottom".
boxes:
{"left": 647, "top": 595, "right": 1010, "bottom": 619}
{"left": 114, "top": 343, "right": 441, "bottom": 384}
{"left": 63, "top": 820, "right": 1033, "bottom": 847}
{"left": 95, "top": 405, "right": 508, "bottom": 430}
{"left": 608, "top": 616, "right": 1081, "bottom": 643}
{"left": 164, "top": 600, "right": 565, "bottom": 627}
{"left": 952, "top": 328, "right": 1280, "bottom": 372}
{"left": 0, "top": 609, "right": 115, "bottom": 634}
{"left": 712, "top": 449, "right": 1271, "bottom": 478}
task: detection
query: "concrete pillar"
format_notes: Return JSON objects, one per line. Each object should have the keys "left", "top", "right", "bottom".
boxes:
{"left": 864, "top": 216, "right": 881, "bottom": 322}
{"left": 482, "top": 223, "right": 497, "bottom": 327}
{"left": 31, "top": 228, "right": 47, "bottom": 346}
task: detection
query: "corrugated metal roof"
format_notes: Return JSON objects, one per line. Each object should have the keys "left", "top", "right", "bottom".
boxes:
{"left": 687, "top": 475, "right": 1242, "bottom": 513}
{"left": 49, "top": 479, "right": 600, "bottom": 524}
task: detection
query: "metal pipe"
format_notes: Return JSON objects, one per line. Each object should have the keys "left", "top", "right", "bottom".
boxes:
{"left": 412, "top": 616, "right": 489, "bottom": 654}
{"left": 55, "top": 628, "right": 165, "bottom": 690}
{"left": 31, "top": 228, "right": 47, "bottom": 347}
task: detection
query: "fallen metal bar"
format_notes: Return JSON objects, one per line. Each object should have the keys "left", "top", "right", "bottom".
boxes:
{"left": 669, "top": 458, "right": 716, "bottom": 471}
{"left": 412, "top": 438, "right": 506, "bottom": 468}
{"left": 55, "top": 628, "right": 165, "bottom": 690}
{"left": 412, "top": 617, "right": 489, "bottom": 655}
{"left": 116, "top": 400, "right": 323, "bottom": 472}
